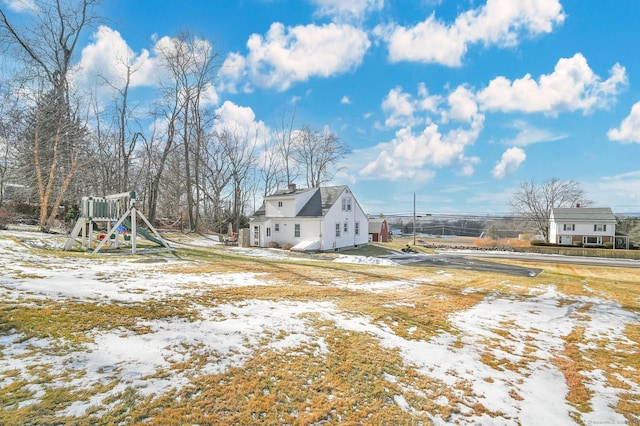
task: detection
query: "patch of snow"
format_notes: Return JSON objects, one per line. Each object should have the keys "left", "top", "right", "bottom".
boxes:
{"left": 1, "top": 231, "right": 638, "bottom": 424}
{"left": 333, "top": 255, "right": 400, "bottom": 266}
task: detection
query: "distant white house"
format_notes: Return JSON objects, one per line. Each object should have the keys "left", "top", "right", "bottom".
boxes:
{"left": 549, "top": 207, "right": 628, "bottom": 248}
{"left": 249, "top": 185, "right": 369, "bottom": 252}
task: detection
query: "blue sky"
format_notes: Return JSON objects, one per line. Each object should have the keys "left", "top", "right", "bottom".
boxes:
{"left": 6, "top": 0, "right": 640, "bottom": 215}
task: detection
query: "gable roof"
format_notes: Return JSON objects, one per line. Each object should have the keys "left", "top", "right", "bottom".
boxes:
{"left": 297, "top": 186, "right": 346, "bottom": 217}
{"left": 251, "top": 185, "right": 349, "bottom": 219}
{"left": 551, "top": 207, "right": 616, "bottom": 222}
{"left": 368, "top": 218, "right": 386, "bottom": 234}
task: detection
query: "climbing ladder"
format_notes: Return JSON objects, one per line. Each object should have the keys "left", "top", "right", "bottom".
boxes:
{"left": 64, "top": 191, "right": 171, "bottom": 254}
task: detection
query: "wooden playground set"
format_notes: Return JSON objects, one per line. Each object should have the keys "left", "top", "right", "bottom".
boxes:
{"left": 64, "top": 191, "right": 172, "bottom": 254}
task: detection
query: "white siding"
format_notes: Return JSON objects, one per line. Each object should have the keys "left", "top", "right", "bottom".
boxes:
{"left": 549, "top": 209, "right": 616, "bottom": 245}
{"left": 264, "top": 189, "right": 316, "bottom": 217}
{"left": 251, "top": 186, "right": 369, "bottom": 251}
{"left": 322, "top": 188, "right": 369, "bottom": 250}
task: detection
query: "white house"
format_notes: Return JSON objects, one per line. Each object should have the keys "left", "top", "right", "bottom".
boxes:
{"left": 549, "top": 207, "right": 620, "bottom": 247}
{"left": 249, "top": 185, "right": 369, "bottom": 251}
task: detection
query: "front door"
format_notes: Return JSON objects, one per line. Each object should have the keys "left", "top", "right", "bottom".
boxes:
{"left": 560, "top": 236, "right": 573, "bottom": 245}
{"left": 253, "top": 226, "right": 260, "bottom": 247}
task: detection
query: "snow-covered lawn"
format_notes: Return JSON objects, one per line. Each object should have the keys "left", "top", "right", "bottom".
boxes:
{"left": 0, "top": 230, "right": 638, "bottom": 425}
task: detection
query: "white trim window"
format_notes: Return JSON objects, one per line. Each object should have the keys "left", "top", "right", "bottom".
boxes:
{"left": 266, "top": 227, "right": 271, "bottom": 237}
{"left": 294, "top": 224, "right": 300, "bottom": 237}
{"left": 583, "top": 236, "right": 602, "bottom": 245}
{"left": 563, "top": 224, "right": 575, "bottom": 231}
{"left": 355, "top": 222, "right": 360, "bottom": 236}
{"left": 344, "top": 222, "right": 348, "bottom": 233}
{"left": 594, "top": 224, "right": 607, "bottom": 232}
{"left": 341, "top": 197, "right": 352, "bottom": 212}
{"left": 275, "top": 223, "right": 280, "bottom": 232}
{"left": 335, "top": 223, "right": 341, "bottom": 237}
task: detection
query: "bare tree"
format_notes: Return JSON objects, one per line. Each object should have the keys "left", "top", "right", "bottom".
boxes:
{"left": 218, "top": 127, "right": 257, "bottom": 233}
{"left": 0, "top": 88, "right": 21, "bottom": 206}
{"left": 274, "top": 108, "right": 298, "bottom": 187}
{"left": 200, "top": 132, "right": 232, "bottom": 231}
{"left": 509, "top": 178, "right": 591, "bottom": 241}
{"left": 1, "top": 0, "right": 99, "bottom": 231}
{"left": 97, "top": 60, "right": 145, "bottom": 193}
{"left": 294, "top": 125, "right": 348, "bottom": 188}
{"left": 146, "top": 31, "right": 218, "bottom": 229}
{"left": 259, "top": 138, "right": 286, "bottom": 197}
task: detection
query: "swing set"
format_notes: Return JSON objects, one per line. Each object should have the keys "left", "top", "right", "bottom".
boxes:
{"left": 64, "top": 191, "right": 171, "bottom": 254}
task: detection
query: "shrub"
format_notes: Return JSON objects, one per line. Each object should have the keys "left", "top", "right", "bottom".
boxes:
{"left": 282, "top": 243, "right": 293, "bottom": 251}
{"left": 0, "top": 208, "right": 12, "bottom": 230}
{"left": 603, "top": 242, "right": 613, "bottom": 249}
{"left": 267, "top": 241, "right": 280, "bottom": 249}
{"left": 473, "top": 237, "right": 497, "bottom": 248}
{"left": 530, "top": 240, "right": 556, "bottom": 247}
{"left": 583, "top": 244, "right": 605, "bottom": 249}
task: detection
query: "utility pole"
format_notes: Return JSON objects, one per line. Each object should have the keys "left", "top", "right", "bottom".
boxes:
{"left": 413, "top": 192, "right": 416, "bottom": 245}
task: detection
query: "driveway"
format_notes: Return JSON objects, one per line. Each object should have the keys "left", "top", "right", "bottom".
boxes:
{"left": 383, "top": 252, "right": 543, "bottom": 277}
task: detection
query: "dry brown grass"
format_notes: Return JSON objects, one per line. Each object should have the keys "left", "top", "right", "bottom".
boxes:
{"left": 1, "top": 237, "right": 639, "bottom": 424}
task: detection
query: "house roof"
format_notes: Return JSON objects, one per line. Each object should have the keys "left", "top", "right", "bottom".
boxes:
{"left": 368, "top": 218, "right": 386, "bottom": 234}
{"left": 297, "top": 186, "right": 346, "bottom": 217}
{"left": 266, "top": 186, "right": 316, "bottom": 198}
{"left": 251, "top": 185, "right": 348, "bottom": 219}
{"left": 551, "top": 207, "right": 616, "bottom": 222}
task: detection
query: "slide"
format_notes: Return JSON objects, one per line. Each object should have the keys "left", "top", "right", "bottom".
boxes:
{"left": 122, "top": 218, "right": 163, "bottom": 245}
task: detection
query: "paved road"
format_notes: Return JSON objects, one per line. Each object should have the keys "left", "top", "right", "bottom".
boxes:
{"left": 442, "top": 249, "right": 640, "bottom": 269}
{"left": 384, "top": 249, "right": 640, "bottom": 277}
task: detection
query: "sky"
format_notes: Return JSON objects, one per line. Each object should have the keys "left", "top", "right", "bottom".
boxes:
{"left": 4, "top": 0, "right": 640, "bottom": 215}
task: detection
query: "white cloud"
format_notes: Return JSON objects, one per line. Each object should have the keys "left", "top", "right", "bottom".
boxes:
{"left": 218, "top": 52, "right": 247, "bottom": 94}
{"left": 382, "top": 87, "right": 420, "bottom": 128}
{"left": 492, "top": 147, "right": 526, "bottom": 179}
{"left": 311, "top": 0, "right": 383, "bottom": 22}
{"left": 364, "top": 82, "right": 484, "bottom": 181}
{"left": 442, "top": 85, "right": 478, "bottom": 123}
{"left": 375, "top": 0, "right": 565, "bottom": 66}
{"left": 214, "top": 101, "right": 270, "bottom": 146}
{"left": 341, "top": 95, "right": 351, "bottom": 105}
{"left": 73, "top": 26, "right": 162, "bottom": 102}
{"left": 477, "top": 53, "right": 628, "bottom": 115}
{"left": 503, "top": 120, "right": 567, "bottom": 146}
{"left": 4, "top": 0, "right": 37, "bottom": 13}
{"left": 225, "top": 22, "right": 370, "bottom": 91}
{"left": 360, "top": 114, "right": 483, "bottom": 181}
{"left": 608, "top": 101, "right": 640, "bottom": 144}
{"left": 74, "top": 27, "right": 221, "bottom": 109}
{"left": 381, "top": 85, "right": 441, "bottom": 128}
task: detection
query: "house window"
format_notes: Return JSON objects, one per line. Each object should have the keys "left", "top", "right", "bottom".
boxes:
{"left": 294, "top": 224, "right": 300, "bottom": 238}
{"left": 275, "top": 223, "right": 280, "bottom": 232}
{"left": 355, "top": 222, "right": 360, "bottom": 235}
{"left": 594, "top": 224, "right": 607, "bottom": 232}
{"left": 335, "top": 223, "right": 341, "bottom": 237}
{"left": 344, "top": 222, "right": 348, "bottom": 233}
{"left": 583, "top": 236, "right": 602, "bottom": 245}
{"left": 278, "top": 201, "right": 283, "bottom": 207}
{"left": 342, "top": 197, "right": 352, "bottom": 211}
{"left": 266, "top": 227, "right": 271, "bottom": 237}
{"left": 563, "top": 224, "right": 575, "bottom": 231}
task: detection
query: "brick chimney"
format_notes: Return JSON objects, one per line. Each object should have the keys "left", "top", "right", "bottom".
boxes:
{"left": 288, "top": 183, "right": 297, "bottom": 192}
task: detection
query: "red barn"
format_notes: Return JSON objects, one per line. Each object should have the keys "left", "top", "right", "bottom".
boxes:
{"left": 368, "top": 218, "right": 389, "bottom": 242}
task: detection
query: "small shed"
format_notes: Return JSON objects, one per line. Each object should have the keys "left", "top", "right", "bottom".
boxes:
{"left": 368, "top": 218, "right": 389, "bottom": 242}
